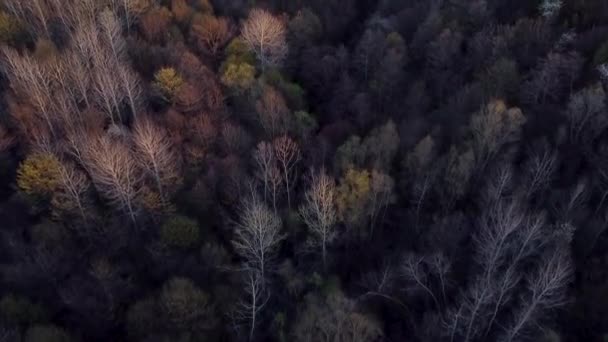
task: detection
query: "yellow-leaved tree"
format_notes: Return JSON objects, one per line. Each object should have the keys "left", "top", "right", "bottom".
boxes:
{"left": 17, "top": 152, "right": 62, "bottom": 198}
{"left": 336, "top": 168, "right": 371, "bottom": 232}
{"left": 153, "top": 67, "right": 184, "bottom": 103}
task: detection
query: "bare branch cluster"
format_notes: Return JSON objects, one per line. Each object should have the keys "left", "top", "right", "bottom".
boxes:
{"left": 84, "top": 134, "right": 141, "bottom": 223}
{"left": 299, "top": 168, "right": 337, "bottom": 269}
{"left": 241, "top": 9, "right": 288, "bottom": 70}
{"left": 133, "top": 117, "right": 180, "bottom": 206}
{"left": 232, "top": 194, "right": 284, "bottom": 279}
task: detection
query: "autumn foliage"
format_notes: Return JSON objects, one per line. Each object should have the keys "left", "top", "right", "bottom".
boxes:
{"left": 0, "top": 0, "right": 606, "bottom": 341}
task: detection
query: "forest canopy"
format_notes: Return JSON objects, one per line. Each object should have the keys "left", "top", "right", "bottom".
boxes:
{"left": 1, "top": 0, "right": 608, "bottom": 341}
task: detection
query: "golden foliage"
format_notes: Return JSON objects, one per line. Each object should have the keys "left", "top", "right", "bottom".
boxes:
{"left": 221, "top": 61, "right": 255, "bottom": 90}
{"left": 17, "top": 152, "right": 62, "bottom": 197}
{"left": 153, "top": 67, "right": 184, "bottom": 102}
{"left": 336, "top": 168, "right": 371, "bottom": 227}
{"left": 0, "top": 11, "right": 22, "bottom": 44}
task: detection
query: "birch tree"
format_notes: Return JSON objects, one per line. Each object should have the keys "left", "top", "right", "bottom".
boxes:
{"left": 272, "top": 135, "right": 300, "bottom": 210}
{"left": 53, "top": 162, "right": 91, "bottom": 222}
{"left": 499, "top": 248, "right": 573, "bottom": 342}
{"left": 241, "top": 9, "right": 288, "bottom": 70}
{"left": 233, "top": 270, "right": 269, "bottom": 341}
{"left": 299, "top": 168, "right": 338, "bottom": 270}
{"left": 132, "top": 116, "right": 180, "bottom": 207}
{"left": 85, "top": 135, "right": 141, "bottom": 223}
{"left": 2, "top": 48, "right": 56, "bottom": 136}
{"left": 232, "top": 195, "right": 284, "bottom": 279}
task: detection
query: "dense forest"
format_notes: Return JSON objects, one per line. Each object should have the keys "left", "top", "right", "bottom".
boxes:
{"left": 1, "top": 0, "right": 608, "bottom": 341}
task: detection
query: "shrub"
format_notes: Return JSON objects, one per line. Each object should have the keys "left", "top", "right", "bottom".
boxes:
{"left": 160, "top": 277, "right": 216, "bottom": 331}
{"left": 593, "top": 40, "right": 608, "bottom": 66}
{"left": 0, "top": 294, "right": 47, "bottom": 325}
{"left": 160, "top": 215, "right": 200, "bottom": 248}
{"left": 127, "top": 297, "right": 159, "bottom": 338}
{"left": 24, "top": 324, "right": 71, "bottom": 342}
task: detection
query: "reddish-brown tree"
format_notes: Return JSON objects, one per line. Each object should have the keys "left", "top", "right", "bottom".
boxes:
{"left": 187, "top": 113, "right": 217, "bottom": 158}
{"left": 0, "top": 124, "right": 16, "bottom": 153}
{"left": 256, "top": 86, "right": 289, "bottom": 138}
{"left": 138, "top": 6, "right": 172, "bottom": 43}
{"left": 190, "top": 14, "right": 233, "bottom": 56}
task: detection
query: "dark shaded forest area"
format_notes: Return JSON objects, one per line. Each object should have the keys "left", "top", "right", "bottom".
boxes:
{"left": 1, "top": 0, "right": 608, "bottom": 341}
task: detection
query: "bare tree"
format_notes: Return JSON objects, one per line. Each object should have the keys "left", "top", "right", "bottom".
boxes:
{"left": 0, "top": 125, "right": 15, "bottom": 153}
{"left": 470, "top": 100, "right": 526, "bottom": 170}
{"left": 500, "top": 248, "right": 573, "bottom": 342}
{"left": 483, "top": 164, "right": 513, "bottom": 207}
{"left": 401, "top": 254, "right": 442, "bottom": 312}
{"left": 63, "top": 114, "right": 105, "bottom": 168}
{"left": 110, "top": 0, "right": 149, "bottom": 30}
{"left": 2, "top": 48, "right": 56, "bottom": 136}
{"left": 75, "top": 17, "right": 126, "bottom": 123}
{"left": 599, "top": 64, "right": 608, "bottom": 81}
{"left": 293, "top": 289, "right": 384, "bottom": 342}
{"left": 272, "top": 135, "right": 300, "bottom": 210}
{"left": 92, "top": 57, "right": 125, "bottom": 123}
{"left": 232, "top": 194, "right": 284, "bottom": 279}
{"left": 256, "top": 86, "right": 290, "bottom": 138}
{"left": 251, "top": 141, "right": 284, "bottom": 213}
{"left": 565, "top": 86, "right": 607, "bottom": 143}
{"left": 299, "top": 168, "right": 337, "bottom": 270}
{"left": 66, "top": 0, "right": 101, "bottom": 28}
{"left": 444, "top": 167, "right": 570, "bottom": 342}
{"left": 2, "top": 0, "right": 28, "bottom": 27}
{"left": 253, "top": 141, "right": 275, "bottom": 204}
{"left": 65, "top": 51, "right": 92, "bottom": 108}
{"left": 522, "top": 52, "right": 583, "bottom": 106}
{"left": 445, "top": 199, "right": 527, "bottom": 342}
{"left": 523, "top": 143, "right": 558, "bottom": 199}
{"left": 99, "top": 9, "right": 127, "bottom": 62}
{"left": 84, "top": 134, "right": 141, "bottom": 223}
{"left": 99, "top": 9, "right": 142, "bottom": 119}
{"left": 411, "top": 173, "right": 433, "bottom": 231}
{"left": 132, "top": 116, "right": 180, "bottom": 207}
{"left": 221, "top": 122, "right": 251, "bottom": 154}
{"left": 117, "top": 62, "right": 143, "bottom": 120}
{"left": 188, "top": 114, "right": 217, "bottom": 153}
{"left": 553, "top": 180, "right": 588, "bottom": 223}
{"left": 368, "top": 170, "right": 394, "bottom": 236}
{"left": 268, "top": 165, "right": 283, "bottom": 215}
{"left": 5, "top": 0, "right": 50, "bottom": 36}
{"left": 54, "top": 162, "right": 91, "bottom": 221}
{"left": 241, "top": 9, "right": 288, "bottom": 70}
{"left": 483, "top": 215, "right": 545, "bottom": 337}
{"left": 233, "top": 270, "right": 269, "bottom": 341}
